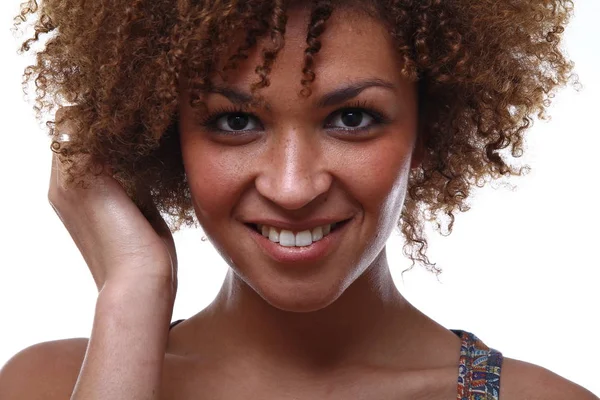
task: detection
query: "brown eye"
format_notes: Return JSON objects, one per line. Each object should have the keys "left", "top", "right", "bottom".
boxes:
{"left": 326, "top": 108, "right": 376, "bottom": 131}
{"left": 215, "top": 113, "right": 260, "bottom": 132}
{"left": 341, "top": 111, "right": 364, "bottom": 127}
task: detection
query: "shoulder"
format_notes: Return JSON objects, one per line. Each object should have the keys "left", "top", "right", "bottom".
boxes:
{"left": 0, "top": 338, "right": 88, "bottom": 400}
{"left": 501, "top": 357, "right": 598, "bottom": 400}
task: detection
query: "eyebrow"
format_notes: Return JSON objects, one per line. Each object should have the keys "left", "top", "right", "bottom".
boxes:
{"left": 316, "top": 78, "right": 396, "bottom": 108}
{"left": 209, "top": 86, "right": 255, "bottom": 106}
{"left": 208, "top": 78, "right": 396, "bottom": 109}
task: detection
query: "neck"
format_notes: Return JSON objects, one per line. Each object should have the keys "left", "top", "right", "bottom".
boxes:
{"left": 205, "top": 249, "right": 419, "bottom": 373}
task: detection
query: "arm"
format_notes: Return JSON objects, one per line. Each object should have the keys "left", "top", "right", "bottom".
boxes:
{"left": 70, "top": 279, "right": 175, "bottom": 400}
{"left": 0, "top": 280, "right": 175, "bottom": 400}
{"left": 43, "top": 106, "right": 179, "bottom": 398}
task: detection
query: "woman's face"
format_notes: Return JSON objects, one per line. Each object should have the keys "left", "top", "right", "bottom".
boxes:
{"left": 178, "top": 6, "right": 420, "bottom": 312}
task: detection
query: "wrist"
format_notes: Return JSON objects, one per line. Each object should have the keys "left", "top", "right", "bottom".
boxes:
{"left": 99, "top": 276, "right": 177, "bottom": 308}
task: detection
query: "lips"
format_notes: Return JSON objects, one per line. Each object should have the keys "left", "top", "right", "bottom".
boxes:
{"left": 242, "top": 218, "right": 352, "bottom": 233}
{"left": 247, "top": 220, "right": 349, "bottom": 235}
{"left": 244, "top": 219, "right": 350, "bottom": 247}
{"left": 243, "top": 218, "right": 353, "bottom": 264}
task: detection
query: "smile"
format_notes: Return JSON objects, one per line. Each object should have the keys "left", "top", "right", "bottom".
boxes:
{"left": 252, "top": 222, "right": 342, "bottom": 247}
{"left": 245, "top": 219, "right": 352, "bottom": 264}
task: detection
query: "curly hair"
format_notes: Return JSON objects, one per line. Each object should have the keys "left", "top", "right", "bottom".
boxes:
{"left": 13, "top": 0, "right": 576, "bottom": 275}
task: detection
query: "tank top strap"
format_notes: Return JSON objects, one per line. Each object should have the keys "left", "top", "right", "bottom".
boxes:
{"left": 169, "top": 318, "right": 185, "bottom": 330}
{"left": 451, "top": 329, "right": 504, "bottom": 400}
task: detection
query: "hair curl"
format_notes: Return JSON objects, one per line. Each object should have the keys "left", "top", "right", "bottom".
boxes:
{"left": 13, "top": 0, "right": 576, "bottom": 275}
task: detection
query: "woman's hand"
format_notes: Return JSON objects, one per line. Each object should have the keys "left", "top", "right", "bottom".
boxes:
{"left": 47, "top": 109, "right": 178, "bottom": 293}
{"left": 48, "top": 108, "right": 179, "bottom": 399}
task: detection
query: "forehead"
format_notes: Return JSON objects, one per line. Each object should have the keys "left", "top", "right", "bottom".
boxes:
{"left": 214, "top": 6, "right": 404, "bottom": 97}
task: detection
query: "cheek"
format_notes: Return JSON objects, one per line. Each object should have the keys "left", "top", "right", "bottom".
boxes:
{"left": 181, "top": 142, "right": 246, "bottom": 223}
{"left": 336, "top": 137, "right": 413, "bottom": 216}
{"left": 329, "top": 136, "right": 413, "bottom": 269}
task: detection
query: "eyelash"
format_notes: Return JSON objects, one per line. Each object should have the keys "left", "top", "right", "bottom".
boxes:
{"left": 198, "top": 100, "right": 388, "bottom": 135}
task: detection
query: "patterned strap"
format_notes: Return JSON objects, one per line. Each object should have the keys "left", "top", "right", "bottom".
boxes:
{"left": 451, "top": 330, "right": 504, "bottom": 400}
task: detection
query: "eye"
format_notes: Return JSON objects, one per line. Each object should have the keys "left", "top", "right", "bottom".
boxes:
{"left": 215, "top": 113, "right": 261, "bottom": 132}
{"left": 326, "top": 108, "right": 377, "bottom": 131}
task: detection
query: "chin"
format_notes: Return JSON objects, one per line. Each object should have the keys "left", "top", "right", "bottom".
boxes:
{"left": 250, "top": 275, "right": 349, "bottom": 313}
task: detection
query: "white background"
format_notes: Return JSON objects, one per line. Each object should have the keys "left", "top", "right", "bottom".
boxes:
{"left": 1, "top": 0, "right": 598, "bottom": 395}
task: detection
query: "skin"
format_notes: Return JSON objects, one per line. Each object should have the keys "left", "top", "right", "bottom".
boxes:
{"left": 170, "top": 5, "right": 464, "bottom": 397}
{"left": 1, "top": 4, "right": 597, "bottom": 400}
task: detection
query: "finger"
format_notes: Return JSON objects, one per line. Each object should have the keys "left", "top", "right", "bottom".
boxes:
{"left": 133, "top": 182, "right": 175, "bottom": 257}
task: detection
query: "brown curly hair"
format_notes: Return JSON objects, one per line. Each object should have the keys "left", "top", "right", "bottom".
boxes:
{"left": 13, "top": 0, "right": 576, "bottom": 275}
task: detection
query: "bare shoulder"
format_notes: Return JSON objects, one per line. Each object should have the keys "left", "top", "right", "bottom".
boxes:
{"left": 501, "top": 357, "right": 598, "bottom": 400}
{"left": 0, "top": 338, "right": 88, "bottom": 400}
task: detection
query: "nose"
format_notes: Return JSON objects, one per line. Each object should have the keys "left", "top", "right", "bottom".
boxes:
{"left": 255, "top": 128, "right": 332, "bottom": 210}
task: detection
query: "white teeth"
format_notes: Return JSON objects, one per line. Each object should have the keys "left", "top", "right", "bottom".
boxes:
{"left": 268, "top": 227, "right": 280, "bottom": 243}
{"left": 295, "top": 230, "right": 313, "bottom": 247}
{"left": 256, "top": 223, "right": 338, "bottom": 247}
{"left": 311, "top": 226, "right": 323, "bottom": 241}
{"left": 279, "top": 230, "right": 296, "bottom": 247}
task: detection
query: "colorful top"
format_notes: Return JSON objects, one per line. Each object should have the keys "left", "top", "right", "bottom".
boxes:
{"left": 451, "top": 329, "right": 503, "bottom": 399}
{"left": 170, "top": 320, "right": 503, "bottom": 399}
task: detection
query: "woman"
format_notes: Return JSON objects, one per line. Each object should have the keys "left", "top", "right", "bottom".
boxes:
{"left": 1, "top": 0, "right": 596, "bottom": 399}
